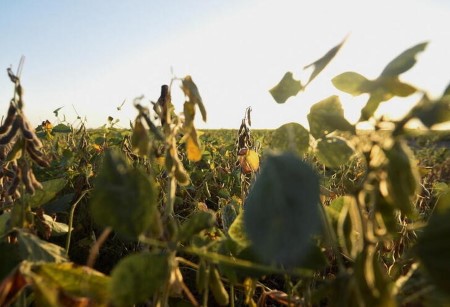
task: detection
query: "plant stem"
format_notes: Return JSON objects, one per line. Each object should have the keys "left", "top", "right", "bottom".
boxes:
{"left": 65, "top": 190, "right": 89, "bottom": 256}
{"left": 87, "top": 227, "right": 112, "bottom": 268}
{"left": 165, "top": 176, "right": 176, "bottom": 218}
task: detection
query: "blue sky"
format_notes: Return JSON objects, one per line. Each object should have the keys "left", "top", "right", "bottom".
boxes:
{"left": 1, "top": 0, "right": 449, "bottom": 129}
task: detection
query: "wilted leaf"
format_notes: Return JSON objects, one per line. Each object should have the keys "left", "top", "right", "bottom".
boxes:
{"left": 416, "top": 192, "right": 450, "bottom": 292}
{"left": 182, "top": 76, "right": 207, "bottom": 122}
{"left": 17, "top": 231, "right": 68, "bottom": 263}
{"left": 109, "top": 252, "right": 170, "bottom": 306}
{"left": 316, "top": 137, "right": 354, "bottom": 168}
{"left": 332, "top": 71, "right": 370, "bottom": 96}
{"left": 131, "top": 117, "right": 150, "bottom": 156}
{"left": 308, "top": 96, "right": 355, "bottom": 138}
{"left": 381, "top": 42, "right": 428, "bottom": 77}
{"left": 271, "top": 122, "right": 310, "bottom": 155}
{"left": 32, "top": 262, "right": 110, "bottom": 303}
{"left": 303, "top": 36, "right": 347, "bottom": 86}
{"left": 382, "top": 141, "right": 420, "bottom": 216}
{"left": 244, "top": 153, "right": 321, "bottom": 267}
{"left": 269, "top": 72, "right": 303, "bottom": 104}
{"left": 90, "top": 150, "right": 159, "bottom": 239}
{"left": 177, "top": 211, "right": 216, "bottom": 243}
{"left": 22, "top": 178, "right": 67, "bottom": 209}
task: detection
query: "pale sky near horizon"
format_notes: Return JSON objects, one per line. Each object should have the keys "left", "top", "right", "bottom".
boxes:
{"left": 1, "top": 0, "right": 449, "bottom": 130}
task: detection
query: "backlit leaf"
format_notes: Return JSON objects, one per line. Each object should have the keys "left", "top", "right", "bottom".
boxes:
{"left": 269, "top": 72, "right": 303, "bottom": 104}
{"left": 271, "top": 122, "right": 310, "bottom": 155}
{"left": 177, "top": 211, "right": 216, "bottom": 243}
{"left": 228, "top": 212, "right": 251, "bottom": 248}
{"left": 332, "top": 71, "right": 370, "bottom": 96}
{"left": 186, "top": 130, "right": 202, "bottom": 162}
{"left": 382, "top": 141, "right": 420, "bottom": 216}
{"left": 182, "top": 76, "right": 207, "bottom": 122}
{"left": 32, "top": 262, "right": 110, "bottom": 304}
{"left": 381, "top": 42, "right": 428, "bottom": 77}
{"left": 90, "top": 150, "right": 159, "bottom": 239}
{"left": 412, "top": 95, "right": 450, "bottom": 127}
{"left": 308, "top": 95, "right": 355, "bottom": 138}
{"left": 243, "top": 153, "right": 321, "bottom": 267}
{"left": 22, "top": 178, "right": 67, "bottom": 209}
{"left": 17, "top": 231, "right": 67, "bottom": 263}
{"left": 303, "top": 36, "right": 347, "bottom": 86}
{"left": 316, "top": 137, "right": 354, "bottom": 168}
{"left": 109, "top": 252, "right": 169, "bottom": 306}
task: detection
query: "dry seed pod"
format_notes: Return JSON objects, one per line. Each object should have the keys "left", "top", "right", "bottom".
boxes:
{"left": 0, "top": 104, "right": 17, "bottom": 134}
{"left": 26, "top": 146, "right": 50, "bottom": 168}
{"left": 26, "top": 141, "right": 45, "bottom": 157}
{"left": 21, "top": 117, "right": 43, "bottom": 148}
{"left": 0, "top": 117, "right": 20, "bottom": 145}
{"left": 29, "top": 171, "right": 43, "bottom": 190}
{"left": 7, "top": 174, "right": 20, "bottom": 196}
{"left": 19, "top": 162, "right": 35, "bottom": 194}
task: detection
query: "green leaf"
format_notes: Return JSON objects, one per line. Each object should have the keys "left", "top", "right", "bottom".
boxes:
{"left": 0, "top": 242, "right": 21, "bottom": 281}
{"left": 228, "top": 212, "right": 251, "bottom": 248}
{"left": 0, "top": 211, "right": 11, "bottom": 237}
{"left": 443, "top": 83, "right": 450, "bottom": 97}
{"left": 382, "top": 78, "right": 416, "bottom": 97}
{"left": 269, "top": 72, "right": 303, "bottom": 104}
{"left": 416, "top": 192, "right": 450, "bottom": 292}
{"left": 382, "top": 141, "right": 420, "bottom": 216}
{"left": 412, "top": 96, "right": 450, "bottom": 127}
{"left": 316, "top": 137, "right": 354, "bottom": 168}
{"left": 271, "top": 122, "right": 310, "bottom": 155}
{"left": 22, "top": 178, "right": 67, "bottom": 209}
{"left": 337, "top": 196, "right": 363, "bottom": 259}
{"left": 109, "top": 252, "right": 170, "bottom": 306}
{"left": 381, "top": 42, "right": 428, "bottom": 77}
{"left": 32, "top": 262, "right": 110, "bottom": 303}
{"left": 52, "top": 123, "right": 71, "bottom": 133}
{"left": 332, "top": 71, "right": 370, "bottom": 96}
{"left": 303, "top": 36, "right": 347, "bottom": 86}
{"left": 307, "top": 95, "right": 355, "bottom": 138}
{"left": 177, "top": 211, "right": 216, "bottom": 243}
{"left": 243, "top": 153, "right": 321, "bottom": 267}
{"left": 90, "top": 150, "right": 159, "bottom": 239}
{"left": 17, "top": 230, "right": 68, "bottom": 263}
{"left": 360, "top": 91, "right": 387, "bottom": 121}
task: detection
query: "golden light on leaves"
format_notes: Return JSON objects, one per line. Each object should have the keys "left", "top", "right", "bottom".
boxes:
{"left": 186, "top": 135, "right": 202, "bottom": 162}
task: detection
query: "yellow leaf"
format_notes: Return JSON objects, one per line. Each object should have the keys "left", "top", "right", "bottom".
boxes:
{"left": 187, "top": 135, "right": 202, "bottom": 162}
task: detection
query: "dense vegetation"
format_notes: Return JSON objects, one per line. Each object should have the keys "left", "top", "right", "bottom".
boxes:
{"left": 0, "top": 40, "right": 449, "bottom": 306}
